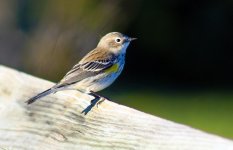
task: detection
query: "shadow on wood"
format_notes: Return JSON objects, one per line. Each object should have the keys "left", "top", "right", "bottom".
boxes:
{"left": 81, "top": 97, "right": 100, "bottom": 115}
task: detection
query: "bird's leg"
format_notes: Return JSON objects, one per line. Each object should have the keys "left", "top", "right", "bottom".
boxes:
{"left": 89, "top": 91, "right": 108, "bottom": 107}
{"left": 56, "top": 87, "right": 107, "bottom": 107}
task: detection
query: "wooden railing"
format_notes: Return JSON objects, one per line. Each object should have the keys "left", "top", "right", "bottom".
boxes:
{"left": 0, "top": 65, "right": 233, "bottom": 150}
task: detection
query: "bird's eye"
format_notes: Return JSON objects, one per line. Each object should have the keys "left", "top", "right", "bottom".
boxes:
{"left": 115, "top": 38, "right": 121, "bottom": 43}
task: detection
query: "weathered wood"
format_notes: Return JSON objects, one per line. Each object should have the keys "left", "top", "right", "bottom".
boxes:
{"left": 0, "top": 65, "right": 232, "bottom": 150}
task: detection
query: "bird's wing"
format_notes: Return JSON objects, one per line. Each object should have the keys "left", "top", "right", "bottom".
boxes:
{"left": 55, "top": 55, "right": 116, "bottom": 88}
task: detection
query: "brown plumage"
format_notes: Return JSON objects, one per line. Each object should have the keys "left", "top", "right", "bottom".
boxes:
{"left": 26, "top": 32, "right": 136, "bottom": 104}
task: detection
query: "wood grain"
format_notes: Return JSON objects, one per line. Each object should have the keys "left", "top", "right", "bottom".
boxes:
{"left": 0, "top": 65, "right": 233, "bottom": 150}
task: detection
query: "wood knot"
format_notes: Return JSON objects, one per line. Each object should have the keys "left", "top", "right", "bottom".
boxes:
{"left": 48, "top": 130, "right": 67, "bottom": 142}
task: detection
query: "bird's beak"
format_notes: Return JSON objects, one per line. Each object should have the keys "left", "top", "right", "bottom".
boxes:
{"left": 128, "top": 37, "right": 137, "bottom": 42}
{"left": 128, "top": 38, "right": 137, "bottom": 42}
{"left": 129, "top": 38, "right": 137, "bottom": 41}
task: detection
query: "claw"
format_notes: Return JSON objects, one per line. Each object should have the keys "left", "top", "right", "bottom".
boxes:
{"left": 96, "top": 98, "right": 105, "bottom": 108}
{"left": 89, "top": 91, "right": 109, "bottom": 108}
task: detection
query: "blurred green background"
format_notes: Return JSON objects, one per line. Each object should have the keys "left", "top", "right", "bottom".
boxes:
{"left": 0, "top": 0, "right": 233, "bottom": 139}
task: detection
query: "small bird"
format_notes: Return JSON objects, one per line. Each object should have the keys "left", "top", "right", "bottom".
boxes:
{"left": 26, "top": 32, "right": 136, "bottom": 105}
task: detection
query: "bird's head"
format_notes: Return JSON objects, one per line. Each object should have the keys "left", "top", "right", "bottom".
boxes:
{"left": 97, "top": 32, "right": 136, "bottom": 54}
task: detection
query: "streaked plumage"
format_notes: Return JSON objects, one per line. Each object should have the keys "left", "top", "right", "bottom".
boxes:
{"left": 26, "top": 32, "right": 135, "bottom": 104}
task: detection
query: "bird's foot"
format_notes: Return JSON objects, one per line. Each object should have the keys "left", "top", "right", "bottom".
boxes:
{"left": 89, "top": 91, "right": 109, "bottom": 107}
{"left": 81, "top": 91, "right": 109, "bottom": 115}
{"left": 95, "top": 98, "right": 105, "bottom": 108}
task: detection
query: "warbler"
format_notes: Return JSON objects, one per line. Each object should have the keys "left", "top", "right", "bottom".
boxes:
{"left": 26, "top": 32, "right": 136, "bottom": 104}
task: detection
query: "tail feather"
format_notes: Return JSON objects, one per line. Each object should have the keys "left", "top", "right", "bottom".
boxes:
{"left": 26, "top": 88, "right": 55, "bottom": 104}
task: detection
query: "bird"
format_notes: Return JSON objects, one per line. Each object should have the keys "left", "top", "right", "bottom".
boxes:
{"left": 26, "top": 32, "right": 136, "bottom": 105}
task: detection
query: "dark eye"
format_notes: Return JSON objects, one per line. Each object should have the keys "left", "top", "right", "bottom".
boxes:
{"left": 115, "top": 38, "right": 121, "bottom": 43}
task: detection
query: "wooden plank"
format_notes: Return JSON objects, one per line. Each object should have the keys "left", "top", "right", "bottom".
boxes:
{"left": 0, "top": 65, "right": 232, "bottom": 150}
